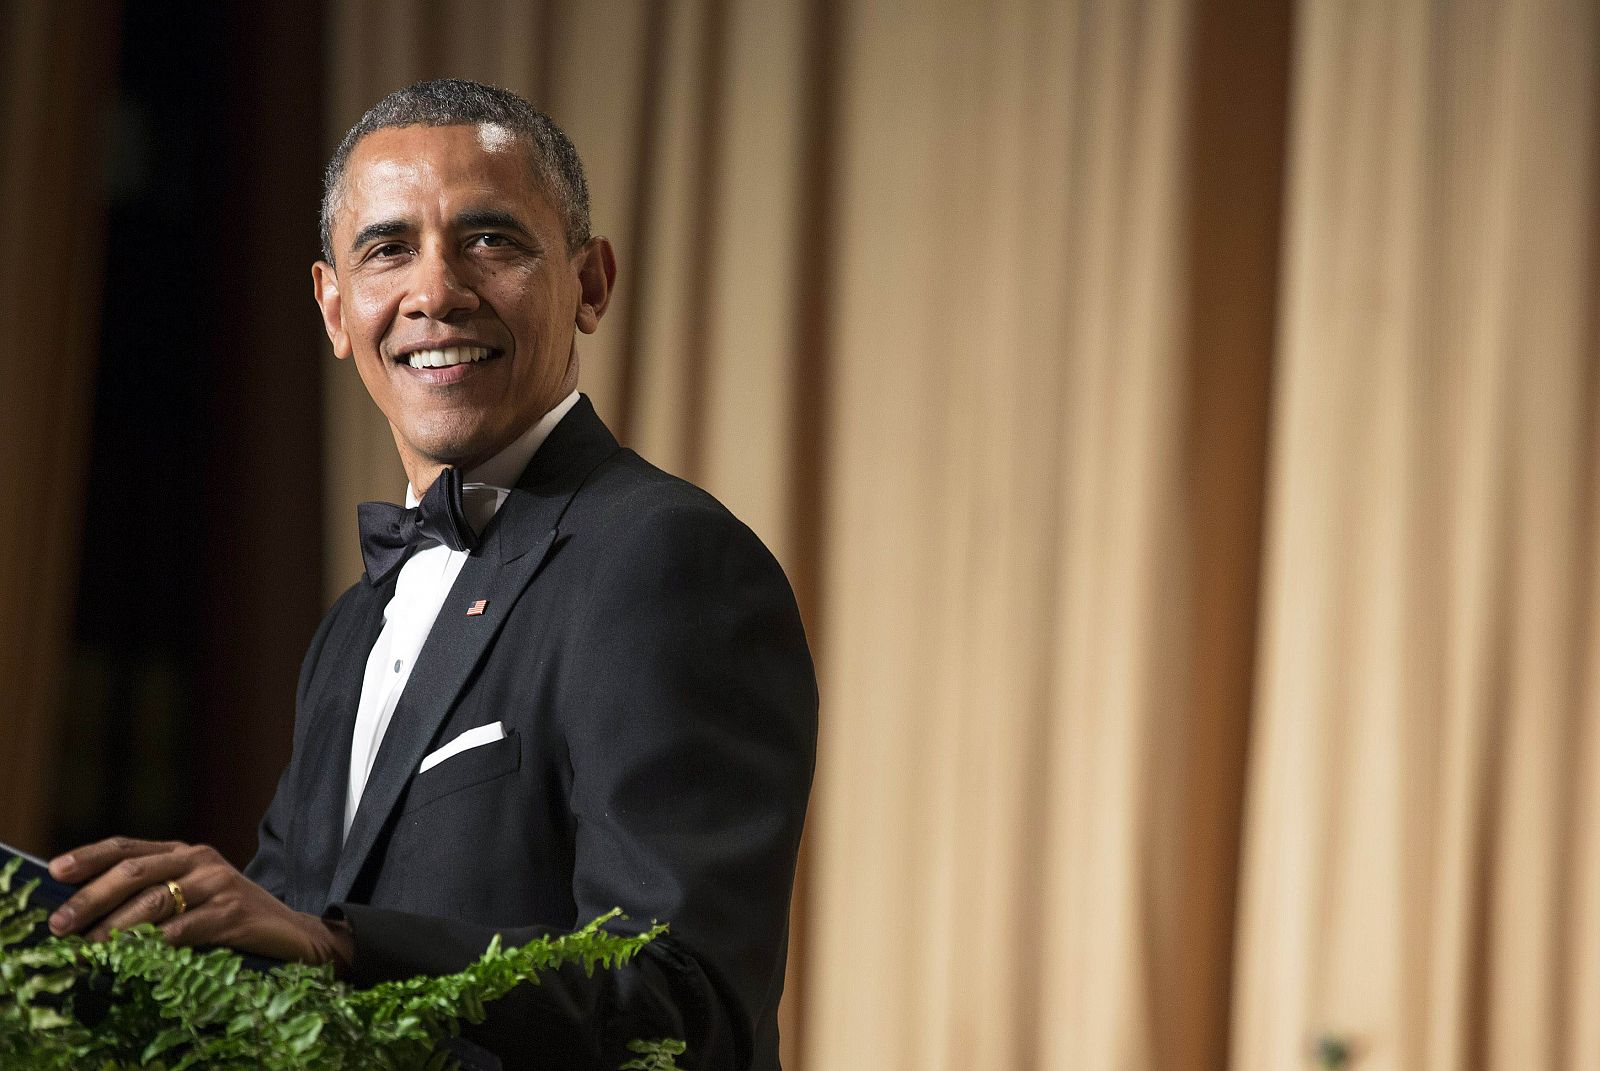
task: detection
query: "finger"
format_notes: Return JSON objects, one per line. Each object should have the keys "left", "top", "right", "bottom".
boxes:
{"left": 86, "top": 861, "right": 229, "bottom": 942}
{"left": 52, "top": 850, "right": 187, "bottom": 936}
{"left": 157, "top": 892, "right": 249, "bottom": 950}
{"left": 157, "top": 883, "right": 322, "bottom": 963}
{"left": 49, "top": 836, "right": 181, "bottom": 883}
{"left": 50, "top": 844, "right": 209, "bottom": 937}
{"left": 156, "top": 901, "right": 225, "bottom": 948}
{"left": 88, "top": 883, "right": 184, "bottom": 940}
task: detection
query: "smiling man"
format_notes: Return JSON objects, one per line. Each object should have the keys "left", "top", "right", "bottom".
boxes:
{"left": 45, "top": 79, "right": 817, "bottom": 1070}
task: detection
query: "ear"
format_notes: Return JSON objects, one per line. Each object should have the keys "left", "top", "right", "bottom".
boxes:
{"left": 312, "top": 260, "right": 352, "bottom": 359}
{"left": 573, "top": 236, "right": 617, "bottom": 335}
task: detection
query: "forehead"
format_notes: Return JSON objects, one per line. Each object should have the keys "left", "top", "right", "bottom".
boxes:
{"left": 336, "top": 123, "right": 550, "bottom": 228}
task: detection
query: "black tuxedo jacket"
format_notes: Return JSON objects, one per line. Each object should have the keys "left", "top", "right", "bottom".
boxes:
{"left": 244, "top": 396, "right": 817, "bottom": 1070}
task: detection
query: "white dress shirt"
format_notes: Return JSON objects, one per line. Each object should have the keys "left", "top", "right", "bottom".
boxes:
{"left": 344, "top": 389, "right": 580, "bottom": 839}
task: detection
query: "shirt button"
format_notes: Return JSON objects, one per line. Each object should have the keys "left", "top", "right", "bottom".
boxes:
{"left": 393, "top": 660, "right": 403, "bottom": 673}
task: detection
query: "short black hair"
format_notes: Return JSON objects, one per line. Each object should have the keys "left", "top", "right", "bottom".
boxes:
{"left": 320, "top": 78, "right": 591, "bottom": 262}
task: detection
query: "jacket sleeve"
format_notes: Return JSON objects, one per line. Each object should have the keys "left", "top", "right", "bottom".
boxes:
{"left": 336, "top": 499, "right": 818, "bottom": 1070}
{"left": 244, "top": 586, "right": 352, "bottom": 900}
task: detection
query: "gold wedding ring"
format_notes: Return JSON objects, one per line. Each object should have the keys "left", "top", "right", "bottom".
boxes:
{"left": 165, "top": 879, "right": 188, "bottom": 917}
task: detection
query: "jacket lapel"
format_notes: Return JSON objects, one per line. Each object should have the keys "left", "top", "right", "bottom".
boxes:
{"left": 326, "top": 396, "right": 619, "bottom": 905}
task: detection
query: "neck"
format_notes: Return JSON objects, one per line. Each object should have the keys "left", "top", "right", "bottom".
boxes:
{"left": 405, "top": 460, "right": 451, "bottom": 500}
{"left": 400, "top": 424, "right": 532, "bottom": 498}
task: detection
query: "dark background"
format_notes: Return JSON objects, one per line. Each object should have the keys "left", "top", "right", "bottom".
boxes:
{"left": 53, "top": 3, "right": 328, "bottom": 865}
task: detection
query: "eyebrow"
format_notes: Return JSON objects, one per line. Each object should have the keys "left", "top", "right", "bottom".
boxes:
{"left": 349, "top": 219, "right": 411, "bottom": 256}
{"left": 454, "top": 209, "right": 535, "bottom": 241}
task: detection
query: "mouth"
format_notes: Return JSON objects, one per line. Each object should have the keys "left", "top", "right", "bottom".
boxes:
{"left": 394, "top": 344, "right": 500, "bottom": 370}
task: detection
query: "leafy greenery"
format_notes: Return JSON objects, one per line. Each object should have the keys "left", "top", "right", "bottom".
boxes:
{"left": 0, "top": 856, "right": 682, "bottom": 1070}
{"left": 1312, "top": 1034, "right": 1352, "bottom": 1069}
{"left": 619, "top": 1039, "right": 688, "bottom": 1070}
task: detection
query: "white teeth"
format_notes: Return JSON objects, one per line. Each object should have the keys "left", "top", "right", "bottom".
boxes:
{"left": 405, "top": 346, "right": 492, "bottom": 369}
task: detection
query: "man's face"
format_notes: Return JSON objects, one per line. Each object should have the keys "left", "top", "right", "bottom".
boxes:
{"left": 313, "top": 123, "right": 613, "bottom": 478}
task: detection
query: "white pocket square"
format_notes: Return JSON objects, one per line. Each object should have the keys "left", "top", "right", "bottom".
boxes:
{"left": 419, "top": 721, "right": 507, "bottom": 773}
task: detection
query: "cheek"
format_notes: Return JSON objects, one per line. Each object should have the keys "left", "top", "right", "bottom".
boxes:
{"left": 349, "top": 352, "right": 398, "bottom": 412}
{"left": 345, "top": 284, "right": 399, "bottom": 343}
{"left": 490, "top": 263, "right": 570, "bottom": 314}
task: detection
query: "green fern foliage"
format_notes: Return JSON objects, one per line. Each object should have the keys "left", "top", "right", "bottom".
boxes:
{"left": 619, "top": 1039, "right": 689, "bottom": 1070}
{"left": 0, "top": 856, "right": 681, "bottom": 1070}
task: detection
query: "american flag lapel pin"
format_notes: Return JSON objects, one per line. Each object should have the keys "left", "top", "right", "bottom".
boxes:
{"left": 466, "top": 599, "right": 488, "bottom": 617}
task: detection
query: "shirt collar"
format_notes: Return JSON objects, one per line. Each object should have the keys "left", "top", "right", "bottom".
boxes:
{"left": 405, "top": 389, "right": 582, "bottom": 532}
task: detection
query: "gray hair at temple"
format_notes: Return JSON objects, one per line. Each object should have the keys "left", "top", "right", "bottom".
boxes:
{"left": 319, "top": 78, "right": 592, "bottom": 263}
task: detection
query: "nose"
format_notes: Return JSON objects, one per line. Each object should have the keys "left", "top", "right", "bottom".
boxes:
{"left": 401, "top": 248, "right": 479, "bottom": 321}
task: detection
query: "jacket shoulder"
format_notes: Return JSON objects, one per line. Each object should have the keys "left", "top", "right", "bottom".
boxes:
{"left": 574, "top": 448, "right": 760, "bottom": 540}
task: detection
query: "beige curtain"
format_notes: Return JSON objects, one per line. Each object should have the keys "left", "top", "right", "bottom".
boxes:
{"left": 0, "top": 4, "right": 118, "bottom": 850}
{"left": 816, "top": 2, "right": 1193, "bottom": 1065}
{"left": 1234, "top": 2, "right": 1600, "bottom": 1069}
{"left": 323, "top": 1, "right": 1600, "bottom": 1068}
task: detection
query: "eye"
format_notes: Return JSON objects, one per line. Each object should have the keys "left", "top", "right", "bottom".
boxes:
{"left": 367, "top": 241, "right": 410, "bottom": 260}
{"left": 469, "top": 233, "right": 516, "bottom": 250}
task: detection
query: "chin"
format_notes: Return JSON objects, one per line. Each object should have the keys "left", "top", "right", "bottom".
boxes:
{"left": 403, "top": 421, "right": 499, "bottom": 470}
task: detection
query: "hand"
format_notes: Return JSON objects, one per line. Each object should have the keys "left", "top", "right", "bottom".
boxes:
{"left": 45, "top": 837, "right": 353, "bottom": 970}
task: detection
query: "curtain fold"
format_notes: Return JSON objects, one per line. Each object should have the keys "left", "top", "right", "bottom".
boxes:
{"left": 1233, "top": 2, "right": 1600, "bottom": 1068}
{"left": 813, "top": 3, "right": 1194, "bottom": 1065}
{"left": 0, "top": 3, "right": 118, "bottom": 851}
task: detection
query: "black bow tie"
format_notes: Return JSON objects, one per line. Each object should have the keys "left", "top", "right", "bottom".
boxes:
{"left": 357, "top": 466, "right": 478, "bottom": 585}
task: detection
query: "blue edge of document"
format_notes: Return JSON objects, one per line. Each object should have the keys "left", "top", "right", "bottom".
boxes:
{"left": 0, "top": 838, "right": 76, "bottom": 910}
